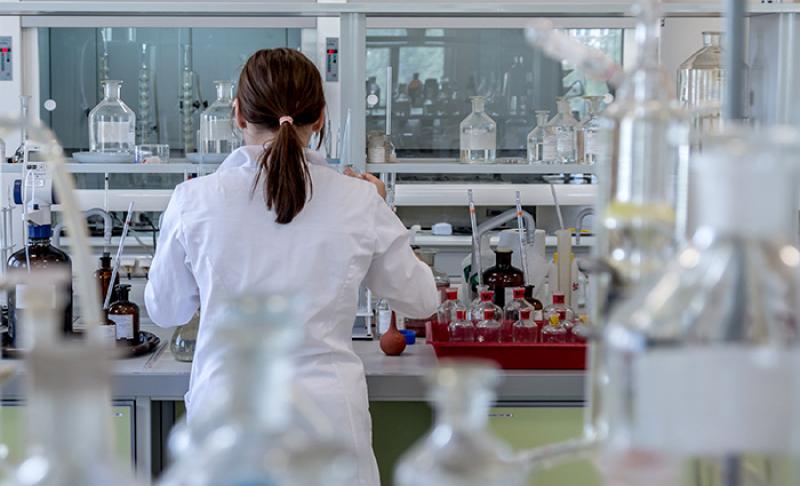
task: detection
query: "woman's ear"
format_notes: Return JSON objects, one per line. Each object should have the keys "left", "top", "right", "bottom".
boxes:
{"left": 311, "top": 109, "right": 325, "bottom": 133}
{"left": 233, "top": 99, "right": 247, "bottom": 129}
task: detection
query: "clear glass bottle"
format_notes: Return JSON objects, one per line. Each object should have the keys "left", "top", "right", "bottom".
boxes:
{"left": 580, "top": 96, "right": 605, "bottom": 165}
{"left": 449, "top": 309, "right": 475, "bottom": 343}
{"left": 678, "top": 31, "right": 724, "bottom": 134}
{"left": 159, "top": 295, "right": 357, "bottom": 486}
{"left": 548, "top": 97, "right": 579, "bottom": 164}
{"left": 571, "top": 314, "right": 591, "bottom": 343}
{"left": 434, "top": 288, "right": 464, "bottom": 342}
{"left": 541, "top": 312, "right": 568, "bottom": 343}
{"left": 470, "top": 289, "right": 501, "bottom": 325}
{"left": 482, "top": 248, "right": 525, "bottom": 309}
{"left": 199, "top": 80, "right": 239, "bottom": 155}
{"left": 503, "top": 287, "right": 533, "bottom": 342}
{"left": 88, "top": 80, "right": 136, "bottom": 154}
{"left": 459, "top": 96, "right": 497, "bottom": 164}
{"left": 526, "top": 110, "right": 555, "bottom": 164}
{"left": 600, "top": 126, "right": 800, "bottom": 486}
{"left": 475, "top": 308, "right": 501, "bottom": 343}
{"left": 543, "top": 293, "right": 574, "bottom": 326}
{"left": 512, "top": 308, "right": 538, "bottom": 343}
{"left": 376, "top": 298, "right": 392, "bottom": 336}
{"left": 395, "top": 360, "right": 527, "bottom": 486}
{"left": 170, "top": 314, "right": 199, "bottom": 362}
{"left": 18, "top": 324, "right": 139, "bottom": 486}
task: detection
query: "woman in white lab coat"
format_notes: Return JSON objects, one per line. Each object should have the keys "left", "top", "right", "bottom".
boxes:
{"left": 145, "top": 48, "right": 440, "bottom": 486}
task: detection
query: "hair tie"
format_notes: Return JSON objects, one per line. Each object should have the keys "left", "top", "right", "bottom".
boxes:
{"left": 279, "top": 116, "right": 294, "bottom": 126}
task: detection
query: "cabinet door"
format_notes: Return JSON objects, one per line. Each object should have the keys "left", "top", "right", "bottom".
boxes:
{"left": 489, "top": 406, "right": 601, "bottom": 486}
{"left": 0, "top": 401, "right": 135, "bottom": 468}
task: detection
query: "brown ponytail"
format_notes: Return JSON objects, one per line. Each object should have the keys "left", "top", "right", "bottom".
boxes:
{"left": 236, "top": 48, "right": 326, "bottom": 224}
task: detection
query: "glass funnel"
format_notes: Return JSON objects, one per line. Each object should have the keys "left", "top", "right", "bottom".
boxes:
{"left": 678, "top": 32, "right": 724, "bottom": 135}
{"left": 88, "top": 80, "right": 136, "bottom": 154}
{"left": 199, "top": 81, "right": 239, "bottom": 155}
{"left": 526, "top": 110, "right": 555, "bottom": 164}
{"left": 599, "top": 126, "right": 800, "bottom": 486}
{"left": 580, "top": 96, "right": 605, "bottom": 165}
{"left": 394, "top": 360, "right": 527, "bottom": 486}
{"left": 158, "top": 294, "right": 356, "bottom": 486}
{"left": 459, "top": 96, "right": 497, "bottom": 164}
{"left": 548, "top": 97, "right": 580, "bottom": 164}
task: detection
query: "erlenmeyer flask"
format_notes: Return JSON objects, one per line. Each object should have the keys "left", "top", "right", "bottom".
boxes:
{"left": 158, "top": 294, "right": 356, "bottom": 486}
{"left": 394, "top": 360, "right": 527, "bottom": 486}
{"left": 169, "top": 314, "right": 199, "bottom": 362}
{"left": 601, "top": 126, "right": 800, "bottom": 486}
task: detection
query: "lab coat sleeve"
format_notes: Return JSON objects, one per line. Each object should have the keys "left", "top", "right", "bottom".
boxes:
{"left": 362, "top": 193, "right": 440, "bottom": 319}
{"left": 145, "top": 185, "right": 200, "bottom": 327}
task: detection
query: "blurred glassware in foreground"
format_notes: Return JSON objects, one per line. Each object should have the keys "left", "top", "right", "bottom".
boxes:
{"left": 600, "top": 125, "right": 800, "bottom": 486}
{"left": 170, "top": 314, "right": 199, "bottom": 362}
{"left": 159, "top": 295, "right": 356, "bottom": 486}
{"left": 678, "top": 32, "right": 725, "bottom": 136}
{"left": 395, "top": 360, "right": 527, "bottom": 486}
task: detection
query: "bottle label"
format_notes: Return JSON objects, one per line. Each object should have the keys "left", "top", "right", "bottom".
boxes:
{"left": 98, "top": 121, "right": 132, "bottom": 146}
{"left": 556, "top": 129, "right": 575, "bottom": 156}
{"left": 110, "top": 314, "right": 135, "bottom": 340}
{"left": 542, "top": 135, "right": 557, "bottom": 161}
{"left": 377, "top": 309, "right": 392, "bottom": 335}
{"left": 464, "top": 128, "right": 496, "bottom": 150}
{"left": 631, "top": 347, "right": 794, "bottom": 454}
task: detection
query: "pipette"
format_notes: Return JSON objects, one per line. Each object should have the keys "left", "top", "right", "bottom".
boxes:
{"left": 467, "top": 189, "right": 482, "bottom": 286}
{"left": 103, "top": 201, "right": 134, "bottom": 310}
{"left": 550, "top": 183, "right": 565, "bottom": 230}
{"left": 515, "top": 191, "right": 530, "bottom": 286}
{"left": 339, "top": 108, "right": 352, "bottom": 172}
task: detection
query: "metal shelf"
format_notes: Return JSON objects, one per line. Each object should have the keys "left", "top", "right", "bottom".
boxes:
{"left": 367, "top": 160, "right": 595, "bottom": 175}
{"left": 0, "top": 161, "right": 220, "bottom": 174}
{"left": 0, "top": 1, "right": 782, "bottom": 17}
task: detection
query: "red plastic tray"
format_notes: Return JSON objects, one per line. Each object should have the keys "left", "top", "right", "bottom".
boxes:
{"left": 427, "top": 340, "right": 587, "bottom": 370}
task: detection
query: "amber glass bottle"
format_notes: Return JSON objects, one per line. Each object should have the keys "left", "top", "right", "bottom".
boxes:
{"left": 6, "top": 224, "right": 73, "bottom": 348}
{"left": 95, "top": 252, "right": 119, "bottom": 303}
{"left": 481, "top": 248, "right": 524, "bottom": 308}
{"left": 108, "top": 284, "right": 139, "bottom": 346}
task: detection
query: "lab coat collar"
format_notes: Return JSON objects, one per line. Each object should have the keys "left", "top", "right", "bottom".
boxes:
{"left": 219, "top": 144, "right": 328, "bottom": 170}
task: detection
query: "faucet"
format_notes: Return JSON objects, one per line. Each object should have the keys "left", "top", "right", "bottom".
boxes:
{"left": 574, "top": 207, "right": 595, "bottom": 245}
{"left": 471, "top": 208, "right": 536, "bottom": 285}
{"left": 53, "top": 208, "right": 113, "bottom": 252}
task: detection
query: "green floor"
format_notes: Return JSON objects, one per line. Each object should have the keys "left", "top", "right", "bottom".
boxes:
{"left": 371, "top": 401, "right": 600, "bottom": 486}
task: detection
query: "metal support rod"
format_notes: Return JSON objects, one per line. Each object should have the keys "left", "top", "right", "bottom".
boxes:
{"left": 723, "top": 0, "right": 746, "bottom": 120}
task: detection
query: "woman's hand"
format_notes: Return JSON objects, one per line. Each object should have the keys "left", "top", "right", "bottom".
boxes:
{"left": 344, "top": 167, "right": 387, "bottom": 200}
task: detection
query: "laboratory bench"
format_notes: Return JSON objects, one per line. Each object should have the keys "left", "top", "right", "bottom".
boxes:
{"left": 0, "top": 323, "right": 590, "bottom": 484}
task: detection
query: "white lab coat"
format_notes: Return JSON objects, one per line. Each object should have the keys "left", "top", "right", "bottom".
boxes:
{"left": 145, "top": 146, "right": 440, "bottom": 486}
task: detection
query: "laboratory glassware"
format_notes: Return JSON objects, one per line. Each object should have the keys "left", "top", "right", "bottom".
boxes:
{"left": 137, "top": 43, "right": 156, "bottom": 145}
{"left": 170, "top": 314, "right": 199, "bottom": 362}
{"left": 475, "top": 308, "right": 501, "bottom": 343}
{"left": 459, "top": 96, "right": 497, "bottom": 163}
{"left": 541, "top": 311, "right": 568, "bottom": 343}
{"left": 380, "top": 311, "right": 407, "bottom": 356}
{"left": 571, "top": 314, "right": 590, "bottom": 343}
{"left": 548, "top": 97, "right": 580, "bottom": 164}
{"left": 376, "top": 298, "right": 392, "bottom": 336}
{"left": 88, "top": 80, "right": 136, "bottom": 154}
{"left": 449, "top": 309, "right": 475, "bottom": 342}
{"left": 395, "top": 360, "right": 526, "bottom": 486}
{"left": 108, "top": 284, "right": 139, "bottom": 345}
{"left": 470, "top": 289, "right": 501, "bottom": 325}
{"left": 512, "top": 308, "right": 538, "bottom": 343}
{"left": 580, "top": 96, "right": 605, "bottom": 164}
{"left": 199, "top": 80, "right": 239, "bottom": 155}
{"left": 134, "top": 144, "right": 170, "bottom": 164}
{"left": 18, "top": 290, "right": 139, "bottom": 486}
{"left": 678, "top": 31, "right": 724, "bottom": 134}
{"left": 435, "top": 288, "right": 464, "bottom": 342}
{"left": 0, "top": 135, "right": 5, "bottom": 162}
{"left": 95, "top": 252, "right": 119, "bottom": 302}
{"left": 600, "top": 126, "right": 800, "bottom": 486}
{"left": 526, "top": 110, "right": 555, "bottom": 164}
{"left": 181, "top": 44, "right": 196, "bottom": 154}
{"left": 6, "top": 225, "right": 73, "bottom": 349}
{"left": 482, "top": 248, "right": 525, "bottom": 308}
{"left": 503, "top": 287, "right": 533, "bottom": 342}
{"left": 13, "top": 95, "right": 40, "bottom": 163}
{"left": 159, "top": 294, "right": 357, "bottom": 486}
{"left": 543, "top": 293, "right": 575, "bottom": 325}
